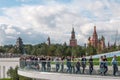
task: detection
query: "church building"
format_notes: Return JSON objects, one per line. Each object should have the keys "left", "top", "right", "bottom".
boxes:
{"left": 88, "top": 26, "right": 106, "bottom": 52}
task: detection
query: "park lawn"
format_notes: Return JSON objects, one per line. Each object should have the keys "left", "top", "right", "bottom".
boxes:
{"left": 93, "top": 56, "right": 120, "bottom": 66}
{"left": 50, "top": 56, "right": 120, "bottom": 66}
{"left": 0, "top": 78, "right": 11, "bottom": 80}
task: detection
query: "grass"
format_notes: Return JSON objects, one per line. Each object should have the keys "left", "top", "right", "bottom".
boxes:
{"left": 93, "top": 56, "right": 120, "bottom": 66}
{"left": 49, "top": 56, "right": 120, "bottom": 66}
{"left": 0, "top": 78, "right": 11, "bottom": 80}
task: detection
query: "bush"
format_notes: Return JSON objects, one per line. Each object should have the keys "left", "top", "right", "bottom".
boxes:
{"left": 7, "top": 66, "right": 32, "bottom": 80}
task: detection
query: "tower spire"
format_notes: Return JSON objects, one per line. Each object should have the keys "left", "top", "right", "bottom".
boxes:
{"left": 94, "top": 26, "right": 96, "bottom": 34}
{"left": 108, "top": 41, "right": 110, "bottom": 48}
{"left": 92, "top": 26, "right": 98, "bottom": 48}
{"left": 47, "top": 36, "right": 51, "bottom": 46}
{"left": 71, "top": 27, "right": 75, "bottom": 39}
{"left": 72, "top": 27, "right": 74, "bottom": 33}
{"left": 70, "top": 27, "right": 77, "bottom": 47}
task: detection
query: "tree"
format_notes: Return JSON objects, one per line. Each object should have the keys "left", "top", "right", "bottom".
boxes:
{"left": 7, "top": 66, "right": 32, "bottom": 80}
{"left": 47, "top": 45, "right": 56, "bottom": 56}
{"left": 55, "top": 46, "right": 63, "bottom": 56}
{"left": 0, "top": 46, "right": 5, "bottom": 53}
{"left": 8, "top": 48, "right": 17, "bottom": 53}
{"left": 65, "top": 47, "right": 72, "bottom": 56}
{"left": 7, "top": 66, "right": 19, "bottom": 80}
{"left": 24, "top": 44, "right": 33, "bottom": 55}
{"left": 86, "top": 46, "right": 97, "bottom": 56}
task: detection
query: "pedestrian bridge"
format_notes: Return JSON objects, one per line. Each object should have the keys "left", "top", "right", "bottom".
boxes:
{"left": 18, "top": 50, "right": 120, "bottom": 80}
{"left": 18, "top": 69, "right": 120, "bottom": 80}
{"left": 18, "top": 61, "right": 120, "bottom": 80}
{"left": 0, "top": 50, "right": 120, "bottom": 80}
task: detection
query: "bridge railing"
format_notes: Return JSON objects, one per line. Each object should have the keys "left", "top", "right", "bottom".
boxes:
{"left": 19, "top": 60, "right": 120, "bottom": 76}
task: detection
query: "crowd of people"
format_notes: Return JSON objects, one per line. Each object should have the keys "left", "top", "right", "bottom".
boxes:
{"left": 19, "top": 55, "right": 119, "bottom": 76}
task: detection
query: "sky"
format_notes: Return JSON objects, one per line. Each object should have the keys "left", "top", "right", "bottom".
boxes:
{"left": 0, "top": 0, "right": 120, "bottom": 46}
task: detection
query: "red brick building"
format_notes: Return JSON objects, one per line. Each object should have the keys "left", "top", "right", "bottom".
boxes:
{"left": 88, "top": 26, "right": 106, "bottom": 52}
{"left": 69, "top": 28, "right": 77, "bottom": 47}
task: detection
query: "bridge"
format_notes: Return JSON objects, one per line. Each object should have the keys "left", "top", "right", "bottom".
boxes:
{"left": 18, "top": 69, "right": 120, "bottom": 80}
{"left": 0, "top": 51, "right": 120, "bottom": 80}
{"left": 18, "top": 60, "right": 120, "bottom": 80}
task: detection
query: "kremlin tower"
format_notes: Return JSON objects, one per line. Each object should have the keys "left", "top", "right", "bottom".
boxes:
{"left": 69, "top": 28, "right": 77, "bottom": 47}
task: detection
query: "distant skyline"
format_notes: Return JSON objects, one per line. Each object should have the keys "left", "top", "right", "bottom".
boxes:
{"left": 0, "top": 0, "right": 120, "bottom": 46}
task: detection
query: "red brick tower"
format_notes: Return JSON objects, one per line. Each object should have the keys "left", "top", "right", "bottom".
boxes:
{"left": 70, "top": 28, "right": 77, "bottom": 47}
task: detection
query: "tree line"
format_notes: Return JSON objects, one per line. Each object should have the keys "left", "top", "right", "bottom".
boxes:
{"left": 0, "top": 43, "right": 120, "bottom": 57}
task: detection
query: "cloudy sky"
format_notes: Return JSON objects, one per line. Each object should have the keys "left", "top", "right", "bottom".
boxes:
{"left": 0, "top": 0, "right": 120, "bottom": 46}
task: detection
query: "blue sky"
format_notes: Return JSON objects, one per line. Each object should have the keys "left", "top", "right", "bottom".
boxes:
{"left": 0, "top": 0, "right": 21, "bottom": 8}
{"left": 0, "top": 0, "right": 72, "bottom": 8}
{"left": 0, "top": 0, "right": 120, "bottom": 46}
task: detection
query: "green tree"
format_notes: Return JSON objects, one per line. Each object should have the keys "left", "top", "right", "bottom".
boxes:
{"left": 7, "top": 66, "right": 32, "bottom": 80}
{"left": 55, "top": 46, "right": 63, "bottom": 56}
{"left": 0, "top": 46, "right": 5, "bottom": 53}
{"left": 86, "top": 46, "right": 97, "bottom": 56}
{"left": 8, "top": 48, "right": 17, "bottom": 53}
{"left": 7, "top": 67, "right": 19, "bottom": 80}
{"left": 24, "top": 44, "right": 33, "bottom": 55}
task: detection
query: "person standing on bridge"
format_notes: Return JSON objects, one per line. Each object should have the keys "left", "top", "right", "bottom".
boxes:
{"left": 55, "top": 57, "right": 60, "bottom": 72}
{"left": 76, "top": 59, "right": 81, "bottom": 74}
{"left": 99, "top": 56, "right": 105, "bottom": 76}
{"left": 112, "top": 55, "right": 118, "bottom": 76}
{"left": 66, "top": 56, "right": 72, "bottom": 73}
{"left": 46, "top": 57, "right": 51, "bottom": 72}
{"left": 88, "top": 55, "right": 93, "bottom": 75}
{"left": 60, "top": 57, "right": 64, "bottom": 72}
{"left": 81, "top": 55, "right": 87, "bottom": 74}
{"left": 103, "top": 55, "right": 108, "bottom": 75}
{"left": 41, "top": 56, "right": 46, "bottom": 72}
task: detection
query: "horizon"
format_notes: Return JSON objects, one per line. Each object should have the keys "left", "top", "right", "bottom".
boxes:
{"left": 0, "top": 0, "right": 120, "bottom": 46}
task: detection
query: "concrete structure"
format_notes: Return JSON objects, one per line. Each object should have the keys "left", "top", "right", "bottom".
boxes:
{"left": 18, "top": 69, "right": 120, "bottom": 80}
{"left": 0, "top": 58, "right": 19, "bottom": 78}
{"left": 0, "top": 50, "right": 120, "bottom": 79}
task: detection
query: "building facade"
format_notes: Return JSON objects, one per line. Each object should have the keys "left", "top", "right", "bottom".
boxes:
{"left": 69, "top": 28, "right": 77, "bottom": 47}
{"left": 88, "top": 26, "right": 106, "bottom": 52}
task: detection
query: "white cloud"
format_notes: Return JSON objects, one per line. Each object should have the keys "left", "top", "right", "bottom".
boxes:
{"left": 27, "top": 32, "right": 32, "bottom": 35}
{"left": 5, "top": 28, "right": 17, "bottom": 34}
{"left": 0, "top": 0, "right": 120, "bottom": 45}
